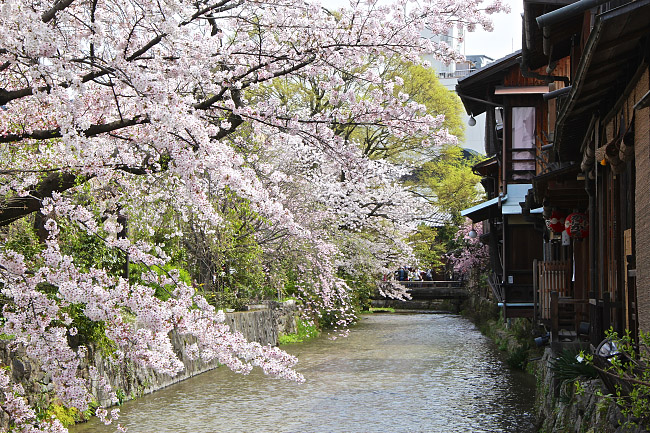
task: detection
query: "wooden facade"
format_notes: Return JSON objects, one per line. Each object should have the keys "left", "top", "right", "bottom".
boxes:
{"left": 460, "top": 0, "right": 650, "bottom": 342}
{"left": 458, "top": 54, "right": 546, "bottom": 319}
{"left": 525, "top": 0, "right": 650, "bottom": 345}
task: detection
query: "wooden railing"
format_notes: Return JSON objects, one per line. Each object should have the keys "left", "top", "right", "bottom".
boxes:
{"left": 399, "top": 280, "right": 463, "bottom": 289}
{"left": 537, "top": 260, "right": 572, "bottom": 320}
{"left": 375, "top": 280, "right": 467, "bottom": 301}
{"left": 487, "top": 272, "right": 505, "bottom": 303}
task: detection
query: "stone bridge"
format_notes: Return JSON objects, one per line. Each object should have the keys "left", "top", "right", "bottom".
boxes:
{"left": 372, "top": 280, "right": 468, "bottom": 311}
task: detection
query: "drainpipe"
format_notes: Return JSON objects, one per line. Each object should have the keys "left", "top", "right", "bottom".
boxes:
{"left": 536, "top": 0, "right": 611, "bottom": 28}
{"left": 519, "top": 12, "right": 570, "bottom": 85}
{"left": 543, "top": 86, "right": 572, "bottom": 101}
{"left": 543, "top": 26, "right": 552, "bottom": 58}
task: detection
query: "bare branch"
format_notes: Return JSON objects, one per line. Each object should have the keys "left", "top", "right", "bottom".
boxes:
{"left": 41, "top": 0, "right": 75, "bottom": 23}
{"left": 0, "top": 114, "right": 150, "bottom": 144}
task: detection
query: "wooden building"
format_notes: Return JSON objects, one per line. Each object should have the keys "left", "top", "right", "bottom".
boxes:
{"left": 457, "top": 52, "right": 546, "bottom": 319}
{"left": 459, "top": 0, "right": 650, "bottom": 344}
{"left": 520, "top": 0, "right": 650, "bottom": 344}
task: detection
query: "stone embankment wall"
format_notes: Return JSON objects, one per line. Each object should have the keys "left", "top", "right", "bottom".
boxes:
{"left": 535, "top": 347, "right": 649, "bottom": 433}
{"left": 371, "top": 298, "right": 462, "bottom": 312}
{"left": 225, "top": 301, "right": 297, "bottom": 347}
{"left": 0, "top": 300, "right": 298, "bottom": 425}
{"left": 460, "top": 287, "right": 649, "bottom": 433}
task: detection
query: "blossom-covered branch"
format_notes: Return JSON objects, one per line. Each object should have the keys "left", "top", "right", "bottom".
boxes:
{"left": 0, "top": 0, "right": 507, "bottom": 430}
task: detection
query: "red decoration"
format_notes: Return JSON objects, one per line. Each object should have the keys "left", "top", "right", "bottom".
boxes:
{"left": 546, "top": 211, "right": 565, "bottom": 233}
{"left": 565, "top": 212, "right": 589, "bottom": 238}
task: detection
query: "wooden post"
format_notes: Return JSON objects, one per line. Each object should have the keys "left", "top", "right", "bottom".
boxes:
{"left": 624, "top": 229, "right": 632, "bottom": 330}
{"left": 533, "top": 259, "right": 538, "bottom": 324}
{"left": 551, "top": 291, "right": 559, "bottom": 342}
{"left": 603, "top": 291, "right": 611, "bottom": 334}
{"left": 627, "top": 257, "right": 638, "bottom": 344}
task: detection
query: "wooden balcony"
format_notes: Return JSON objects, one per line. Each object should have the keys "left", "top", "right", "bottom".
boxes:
{"left": 537, "top": 260, "right": 572, "bottom": 320}
{"left": 535, "top": 260, "right": 589, "bottom": 342}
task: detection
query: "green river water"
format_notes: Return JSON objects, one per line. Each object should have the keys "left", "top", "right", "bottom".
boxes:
{"left": 72, "top": 313, "right": 537, "bottom": 433}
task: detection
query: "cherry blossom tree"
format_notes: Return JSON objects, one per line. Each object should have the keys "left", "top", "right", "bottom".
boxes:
{"left": 451, "top": 219, "right": 490, "bottom": 275}
{"left": 0, "top": 0, "right": 507, "bottom": 430}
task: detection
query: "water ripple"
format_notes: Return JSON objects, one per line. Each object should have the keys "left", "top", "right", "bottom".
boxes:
{"left": 72, "top": 314, "right": 537, "bottom": 433}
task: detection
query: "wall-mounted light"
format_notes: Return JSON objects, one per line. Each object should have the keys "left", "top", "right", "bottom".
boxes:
{"left": 468, "top": 113, "right": 476, "bottom": 127}
{"left": 468, "top": 224, "right": 478, "bottom": 239}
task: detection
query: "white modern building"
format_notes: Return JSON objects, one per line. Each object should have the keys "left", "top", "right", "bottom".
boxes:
{"left": 421, "top": 29, "right": 494, "bottom": 155}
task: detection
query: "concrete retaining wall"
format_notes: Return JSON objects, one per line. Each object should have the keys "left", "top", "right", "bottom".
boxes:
{"left": 0, "top": 301, "right": 298, "bottom": 428}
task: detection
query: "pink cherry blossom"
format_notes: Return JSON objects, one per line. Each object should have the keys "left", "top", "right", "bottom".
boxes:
{"left": 0, "top": 0, "right": 506, "bottom": 430}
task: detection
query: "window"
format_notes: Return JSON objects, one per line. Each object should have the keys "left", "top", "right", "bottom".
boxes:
{"left": 511, "top": 107, "right": 536, "bottom": 179}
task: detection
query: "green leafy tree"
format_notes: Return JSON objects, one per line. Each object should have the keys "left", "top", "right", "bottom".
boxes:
{"left": 408, "top": 224, "right": 446, "bottom": 270}
{"left": 343, "top": 58, "right": 466, "bottom": 163}
{"left": 409, "top": 144, "right": 484, "bottom": 225}
{"left": 393, "top": 62, "right": 465, "bottom": 143}
{"left": 181, "top": 190, "right": 268, "bottom": 307}
{"left": 405, "top": 145, "right": 485, "bottom": 274}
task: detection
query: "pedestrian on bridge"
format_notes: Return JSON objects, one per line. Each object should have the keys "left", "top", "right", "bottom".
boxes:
{"left": 396, "top": 267, "right": 408, "bottom": 281}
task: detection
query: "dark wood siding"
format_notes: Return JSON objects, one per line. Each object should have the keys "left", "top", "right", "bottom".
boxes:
{"left": 505, "top": 224, "right": 543, "bottom": 301}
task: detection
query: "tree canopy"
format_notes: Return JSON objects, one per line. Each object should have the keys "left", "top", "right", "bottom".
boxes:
{"left": 406, "top": 145, "right": 484, "bottom": 224}
{"left": 0, "top": 0, "right": 507, "bottom": 430}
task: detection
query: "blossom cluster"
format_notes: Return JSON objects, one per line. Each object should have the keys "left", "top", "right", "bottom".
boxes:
{"left": 451, "top": 219, "right": 490, "bottom": 275}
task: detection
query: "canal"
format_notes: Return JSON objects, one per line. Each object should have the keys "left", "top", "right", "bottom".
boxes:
{"left": 72, "top": 314, "right": 537, "bottom": 433}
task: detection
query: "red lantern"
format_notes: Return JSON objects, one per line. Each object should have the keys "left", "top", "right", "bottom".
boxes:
{"left": 565, "top": 212, "right": 589, "bottom": 238}
{"left": 546, "top": 211, "right": 565, "bottom": 233}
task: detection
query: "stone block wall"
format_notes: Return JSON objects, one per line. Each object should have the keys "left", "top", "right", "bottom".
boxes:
{"left": 0, "top": 300, "right": 298, "bottom": 428}
{"left": 535, "top": 348, "right": 649, "bottom": 433}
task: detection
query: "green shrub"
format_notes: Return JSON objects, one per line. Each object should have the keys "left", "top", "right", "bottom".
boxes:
{"left": 366, "top": 307, "right": 395, "bottom": 314}
{"left": 507, "top": 345, "right": 530, "bottom": 370}
{"left": 43, "top": 400, "right": 98, "bottom": 427}
{"left": 278, "top": 319, "right": 319, "bottom": 345}
{"left": 550, "top": 349, "right": 598, "bottom": 383}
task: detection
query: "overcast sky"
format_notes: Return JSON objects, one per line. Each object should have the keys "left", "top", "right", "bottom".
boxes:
{"left": 325, "top": 0, "right": 524, "bottom": 61}
{"left": 463, "top": 0, "right": 524, "bottom": 60}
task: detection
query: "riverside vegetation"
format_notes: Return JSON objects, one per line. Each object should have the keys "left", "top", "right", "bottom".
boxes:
{"left": 461, "top": 275, "right": 650, "bottom": 433}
